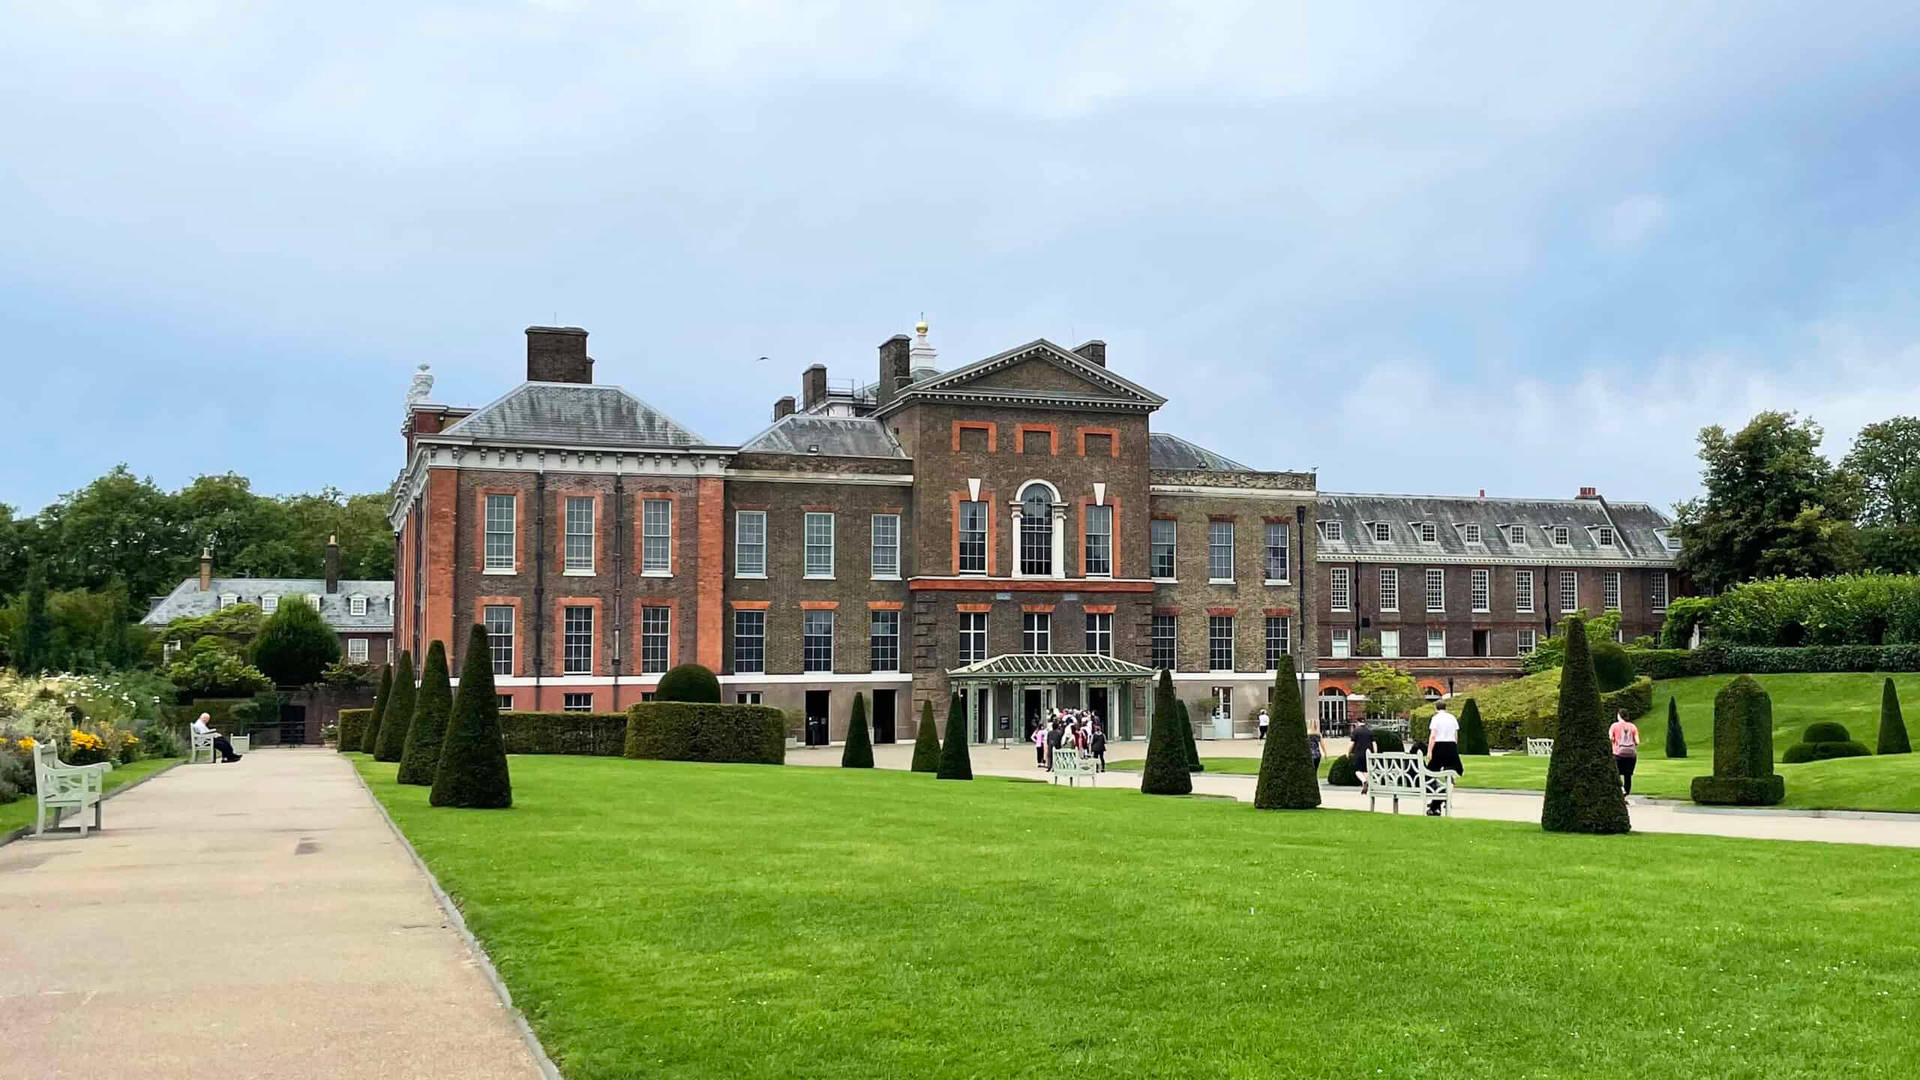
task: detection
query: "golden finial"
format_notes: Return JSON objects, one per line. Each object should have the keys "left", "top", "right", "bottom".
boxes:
{"left": 915, "top": 312, "right": 928, "bottom": 335}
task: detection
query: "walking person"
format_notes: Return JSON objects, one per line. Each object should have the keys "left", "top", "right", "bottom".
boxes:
{"left": 1090, "top": 724, "right": 1107, "bottom": 772}
{"left": 1046, "top": 719, "right": 1064, "bottom": 771}
{"left": 1257, "top": 708, "right": 1270, "bottom": 740}
{"left": 1349, "top": 717, "right": 1373, "bottom": 794}
{"left": 1608, "top": 708, "right": 1642, "bottom": 796}
{"left": 1424, "top": 701, "right": 1464, "bottom": 816}
{"left": 1032, "top": 721, "right": 1048, "bottom": 768}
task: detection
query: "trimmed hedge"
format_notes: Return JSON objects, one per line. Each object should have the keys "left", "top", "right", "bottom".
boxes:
{"left": 337, "top": 708, "right": 371, "bottom": 752}
{"left": 1253, "top": 656, "right": 1319, "bottom": 810}
{"left": 430, "top": 624, "right": 513, "bottom": 809}
{"left": 397, "top": 639, "right": 452, "bottom": 786}
{"left": 373, "top": 650, "right": 415, "bottom": 762}
{"left": 1707, "top": 574, "right": 1920, "bottom": 647}
{"left": 1692, "top": 675, "right": 1784, "bottom": 806}
{"left": 624, "top": 701, "right": 787, "bottom": 764}
{"left": 1600, "top": 677, "right": 1653, "bottom": 724}
{"left": 1591, "top": 641, "right": 1635, "bottom": 693}
{"left": 498, "top": 712, "right": 628, "bottom": 756}
{"left": 1782, "top": 740, "right": 1872, "bottom": 763}
{"left": 1632, "top": 643, "right": 1920, "bottom": 678}
{"left": 1180, "top": 699, "right": 1203, "bottom": 772}
{"left": 1373, "top": 729, "right": 1406, "bottom": 753}
{"left": 1327, "top": 755, "right": 1360, "bottom": 786}
{"left": 1665, "top": 697, "right": 1687, "bottom": 759}
{"left": 1802, "top": 721, "right": 1853, "bottom": 745}
{"left": 842, "top": 692, "right": 873, "bottom": 768}
{"left": 656, "top": 663, "right": 722, "bottom": 703}
{"left": 1542, "top": 615, "right": 1632, "bottom": 834}
{"left": 1457, "top": 699, "right": 1490, "bottom": 755}
{"left": 1141, "top": 669, "right": 1192, "bottom": 795}
{"left": 937, "top": 691, "right": 972, "bottom": 780}
{"left": 1879, "top": 678, "right": 1912, "bottom": 755}
{"left": 910, "top": 698, "right": 941, "bottom": 773}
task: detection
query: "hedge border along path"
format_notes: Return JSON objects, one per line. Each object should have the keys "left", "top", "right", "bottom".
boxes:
{"left": 624, "top": 701, "right": 787, "bottom": 765}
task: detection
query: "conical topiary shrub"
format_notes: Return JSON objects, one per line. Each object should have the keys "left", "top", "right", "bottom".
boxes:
{"left": 842, "top": 692, "right": 874, "bottom": 768}
{"left": 1254, "top": 656, "right": 1319, "bottom": 809}
{"left": 1178, "top": 699, "right": 1203, "bottom": 772}
{"left": 430, "top": 624, "right": 513, "bottom": 809}
{"left": 347, "top": 663, "right": 390, "bottom": 753}
{"left": 1141, "top": 669, "right": 1192, "bottom": 795}
{"left": 1541, "top": 615, "right": 1631, "bottom": 834}
{"left": 1665, "top": 697, "right": 1688, "bottom": 759}
{"left": 1878, "top": 678, "right": 1911, "bottom": 756}
{"left": 910, "top": 697, "right": 941, "bottom": 773}
{"left": 373, "top": 651, "right": 416, "bottom": 763}
{"left": 396, "top": 640, "right": 452, "bottom": 786}
{"left": 1457, "top": 698, "right": 1490, "bottom": 756}
{"left": 936, "top": 690, "right": 972, "bottom": 780}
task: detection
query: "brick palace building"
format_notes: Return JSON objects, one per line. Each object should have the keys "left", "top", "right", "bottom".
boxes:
{"left": 390, "top": 324, "right": 1679, "bottom": 744}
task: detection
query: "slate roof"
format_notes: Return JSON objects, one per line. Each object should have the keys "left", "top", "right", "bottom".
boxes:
{"left": 738, "top": 414, "right": 906, "bottom": 458}
{"left": 1149, "top": 433, "right": 1251, "bottom": 471}
{"left": 439, "top": 382, "right": 709, "bottom": 449}
{"left": 1315, "top": 493, "right": 1677, "bottom": 566}
{"left": 142, "top": 578, "right": 396, "bottom": 631}
{"left": 876, "top": 338, "right": 1165, "bottom": 415}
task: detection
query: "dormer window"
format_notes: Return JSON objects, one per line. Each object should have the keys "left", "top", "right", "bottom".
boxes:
{"left": 1655, "top": 528, "right": 1680, "bottom": 552}
{"left": 1462, "top": 523, "right": 1482, "bottom": 544}
{"left": 218, "top": 593, "right": 238, "bottom": 610}
{"left": 1416, "top": 522, "right": 1437, "bottom": 543}
{"left": 349, "top": 595, "right": 368, "bottom": 617}
{"left": 1371, "top": 522, "right": 1392, "bottom": 542}
{"left": 261, "top": 594, "right": 279, "bottom": 614}
{"left": 1596, "top": 526, "right": 1616, "bottom": 547}
{"left": 1506, "top": 524, "right": 1528, "bottom": 546}
{"left": 307, "top": 594, "right": 323, "bottom": 610}
{"left": 1552, "top": 526, "right": 1571, "bottom": 546}
{"left": 1320, "top": 520, "right": 1344, "bottom": 542}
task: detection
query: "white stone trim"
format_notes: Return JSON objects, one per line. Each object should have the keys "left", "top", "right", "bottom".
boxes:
{"left": 720, "top": 672, "right": 915, "bottom": 684}
{"left": 724, "top": 469, "right": 915, "bottom": 486}
{"left": 1315, "top": 553, "right": 1675, "bottom": 569}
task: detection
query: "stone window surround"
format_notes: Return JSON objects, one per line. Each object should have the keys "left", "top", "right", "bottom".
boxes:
{"left": 1077, "top": 496, "right": 1121, "bottom": 578}
{"left": 1075, "top": 426, "right": 1120, "bottom": 457}
{"left": 950, "top": 420, "right": 997, "bottom": 452}
{"left": 1014, "top": 423, "right": 1058, "bottom": 455}
{"left": 635, "top": 595, "right": 679, "bottom": 675}
{"left": 473, "top": 595, "right": 522, "bottom": 677}
{"left": 555, "top": 596, "right": 603, "bottom": 677}
{"left": 474, "top": 486, "right": 530, "bottom": 575}
{"left": 633, "top": 490, "right": 678, "bottom": 578}
{"left": 554, "top": 488, "right": 603, "bottom": 578}
{"left": 949, "top": 489, "right": 999, "bottom": 576}
{"left": 1011, "top": 479, "right": 1066, "bottom": 581}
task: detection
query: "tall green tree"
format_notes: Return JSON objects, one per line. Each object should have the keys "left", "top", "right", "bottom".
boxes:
{"left": 374, "top": 651, "right": 416, "bottom": 763}
{"left": 1253, "top": 656, "right": 1319, "bottom": 809}
{"left": 1878, "top": 678, "right": 1911, "bottom": 756}
{"left": 1674, "top": 412, "right": 1863, "bottom": 592}
{"left": 1141, "top": 670, "right": 1192, "bottom": 795}
{"left": 430, "top": 624, "right": 512, "bottom": 808}
{"left": 1664, "top": 697, "right": 1688, "bottom": 758}
{"left": 252, "top": 597, "right": 341, "bottom": 686}
{"left": 29, "top": 465, "right": 190, "bottom": 599}
{"left": 397, "top": 641, "right": 453, "bottom": 785}
{"left": 936, "top": 691, "right": 972, "bottom": 780}
{"left": 910, "top": 697, "right": 941, "bottom": 773}
{"left": 18, "top": 562, "right": 51, "bottom": 674}
{"left": 1541, "top": 616, "right": 1631, "bottom": 834}
{"left": 1847, "top": 415, "right": 1920, "bottom": 572}
{"left": 841, "top": 692, "right": 874, "bottom": 768}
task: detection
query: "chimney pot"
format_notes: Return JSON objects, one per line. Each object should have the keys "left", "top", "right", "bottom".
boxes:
{"left": 324, "top": 535, "right": 341, "bottom": 594}
{"left": 802, "top": 364, "right": 829, "bottom": 410}
{"left": 1073, "top": 339, "right": 1108, "bottom": 367}
{"left": 876, "top": 334, "right": 912, "bottom": 409}
{"left": 198, "top": 547, "right": 213, "bottom": 592}
{"left": 773, "top": 396, "right": 796, "bottom": 421}
{"left": 525, "top": 325, "right": 592, "bottom": 384}
{"left": 1578, "top": 486, "right": 1599, "bottom": 499}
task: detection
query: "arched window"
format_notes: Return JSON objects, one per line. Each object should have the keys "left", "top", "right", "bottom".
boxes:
{"left": 1317, "top": 688, "right": 1348, "bottom": 734}
{"left": 1422, "top": 686, "right": 1444, "bottom": 705}
{"left": 1020, "top": 483, "right": 1053, "bottom": 576}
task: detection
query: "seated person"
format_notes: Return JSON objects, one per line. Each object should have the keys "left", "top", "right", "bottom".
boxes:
{"left": 192, "top": 712, "right": 244, "bottom": 763}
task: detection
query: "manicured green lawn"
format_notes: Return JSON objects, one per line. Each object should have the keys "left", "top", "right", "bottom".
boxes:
{"left": 1654, "top": 673, "right": 1920, "bottom": 756}
{"left": 359, "top": 755, "right": 1920, "bottom": 1079}
{"left": 0, "top": 756, "right": 182, "bottom": 835}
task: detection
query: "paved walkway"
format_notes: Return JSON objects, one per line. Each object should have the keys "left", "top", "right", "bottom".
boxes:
{"left": 0, "top": 750, "right": 541, "bottom": 1080}
{"left": 790, "top": 740, "right": 1920, "bottom": 848}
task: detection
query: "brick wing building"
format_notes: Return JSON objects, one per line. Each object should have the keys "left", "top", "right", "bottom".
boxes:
{"left": 392, "top": 324, "right": 1320, "bottom": 744}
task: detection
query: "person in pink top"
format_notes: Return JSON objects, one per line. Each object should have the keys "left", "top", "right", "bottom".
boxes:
{"left": 1607, "top": 709, "right": 1641, "bottom": 795}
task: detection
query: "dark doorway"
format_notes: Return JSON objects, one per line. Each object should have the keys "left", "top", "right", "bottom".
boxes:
{"left": 1023, "top": 688, "right": 1043, "bottom": 738}
{"left": 805, "top": 690, "right": 831, "bottom": 746}
{"left": 1472, "top": 629, "right": 1491, "bottom": 657}
{"left": 279, "top": 703, "right": 308, "bottom": 746}
{"left": 872, "top": 689, "right": 897, "bottom": 744}
{"left": 1089, "top": 687, "right": 1109, "bottom": 729}
{"left": 976, "top": 688, "right": 994, "bottom": 744}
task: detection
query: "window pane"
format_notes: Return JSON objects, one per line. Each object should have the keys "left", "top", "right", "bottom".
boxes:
{"left": 642, "top": 499, "right": 672, "bottom": 573}
{"left": 1651, "top": 572, "right": 1668, "bottom": 611}
{"left": 1427, "top": 628, "right": 1446, "bottom": 658}
{"left": 1084, "top": 505, "right": 1112, "bottom": 577}
{"left": 1022, "top": 612, "right": 1050, "bottom": 654}
{"left": 1208, "top": 615, "right": 1234, "bottom": 670}
{"left": 1264, "top": 523, "right": 1289, "bottom": 580}
{"left": 348, "top": 638, "right": 368, "bottom": 662}
{"left": 1604, "top": 571, "right": 1621, "bottom": 611}
{"left": 1471, "top": 569, "right": 1490, "bottom": 612}
{"left": 1517, "top": 628, "right": 1537, "bottom": 656}
{"left": 1330, "top": 567, "right": 1350, "bottom": 611}
{"left": 1020, "top": 488, "right": 1052, "bottom": 575}
{"left": 565, "top": 496, "right": 595, "bottom": 572}
{"left": 485, "top": 494, "right": 516, "bottom": 569}
{"left": 735, "top": 511, "right": 766, "bottom": 576}
{"left": 1379, "top": 629, "right": 1399, "bottom": 659}
{"left": 1151, "top": 614, "right": 1176, "bottom": 669}
{"left": 641, "top": 606, "right": 670, "bottom": 673}
{"left": 1084, "top": 612, "right": 1112, "bottom": 656}
{"left": 958, "top": 501, "right": 988, "bottom": 573}
{"left": 1426, "top": 568, "right": 1445, "bottom": 612}
{"left": 805, "top": 513, "right": 835, "bottom": 577}
{"left": 1208, "top": 521, "right": 1234, "bottom": 580}
{"left": 871, "top": 514, "right": 900, "bottom": 578}
{"left": 1150, "top": 518, "right": 1176, "bottom": 578}
{"left": 1265, "top": 616, "right": 1290, "bottom": 669}
{"left": 484, "top": 605, "right": 514, "bottom": 675}
{"left": 563, "top": 606, "right": 594, "bottom": 675}
{"left": 1560, "top": 570, "right": 1578, "bottom": 612}
{"left": 1516, "top": 570, "right": 1534, "bottom": 613}
{"left": 803, "top": 610, "right": 835, "bottom": 671}
{"left": 563, "top": 693, "right": 592, "bottom": 713}
{"left": 1332, "top": 628, "right": 1350, "bottom": 658}
{"left": 1379, "top": 568, "right": 1398, "bottom": 611}
{"left": 869, "top": 610, "right": 900, "bottom": 671}
{"left": 733, "top": 610, "right": 765, "bottom": 673}
{"left": 960, "top": 612, "right": 988, "bottom": 663}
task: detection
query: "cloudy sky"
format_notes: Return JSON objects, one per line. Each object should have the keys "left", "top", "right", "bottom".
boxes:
{"left": 4, "top": 2, "right": 1919, "bottom": 515}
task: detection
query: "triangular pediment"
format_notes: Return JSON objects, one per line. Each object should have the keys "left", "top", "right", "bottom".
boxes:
{"left": 878, "top": 339, "right": 1165, "bottom": 415}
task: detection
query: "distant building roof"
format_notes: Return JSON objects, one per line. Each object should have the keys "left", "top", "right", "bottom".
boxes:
{"left": 142, "top": 578, "right": 396, "bottom": 632}
{"left": 439, "top": 382, "right": 709, "bottom": 449}
{"left": 1149, "top": 433, "right": 1250, "bottom": 471}
{"left": 1315, "top": 492, "right": 1676, "bottom": 566}
{"left": 738, "top": 414, "right": 906, "bottom": 458}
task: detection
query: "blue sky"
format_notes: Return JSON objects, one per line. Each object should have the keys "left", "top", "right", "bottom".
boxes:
{"left": 4, "top": 2, "right": 1919, "bottom": 516}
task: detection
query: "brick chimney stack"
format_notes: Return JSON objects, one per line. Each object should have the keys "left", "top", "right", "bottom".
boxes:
{"left": 324, "top": 534, "right": 340, "bottom": 594}
{"left": 1073, "top": 340, "right": 1107, "bottom": 367}
{"left": 1577, "top": 486, "right": 1600, "bottom": 499}
{"left": 876, "top": 334, "right": 912, "bottom": 409}
{"left": 773, "top": 396, "right": 796, "bottom": 421}
{"left": 802, "top": 364, "right": 828, "bottom": 410}
{"left": 198, "top": 548, "right": 213, "bottom": 592}
{"left": 526, "top": 326, "right": 592, "bottom": 384}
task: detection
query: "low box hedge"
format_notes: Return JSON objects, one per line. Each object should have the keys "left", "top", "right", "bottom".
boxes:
{"left": 1781, "top": 740, "right": 1872, "bottom": 763}
{"left": 499, "top": 711, "right": 629, "bottom": 756}
{"left": 1632, "top": 643, "right": 1920, "bottom": 678}
{"left": 338, "top": 708, "right": 371, "bottom": 751}
{"left": 624, "top": 702, "right": 787, "bottom": 764}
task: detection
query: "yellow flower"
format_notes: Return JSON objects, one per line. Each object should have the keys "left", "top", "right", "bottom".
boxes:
{"left": 15, "top": 737, "right": 33, "bottom": 750}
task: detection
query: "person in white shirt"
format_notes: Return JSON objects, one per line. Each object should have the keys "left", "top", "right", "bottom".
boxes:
{"left": 1257, "top": 709, "right": 1270, "bottom": 740}
{"left": 192, "top": 712, "right": 243, "bottom": 763}
{"left": 1423, "top": 702, "right": 1463, "bottom": 816}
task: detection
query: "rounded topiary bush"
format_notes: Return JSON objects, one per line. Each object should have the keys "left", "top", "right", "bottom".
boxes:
{"left": 1802, "top": 721, "right": 1852, "bottom": 745}
{"left": 656, "top": 663, "right": 721, "bottom": 703}
{"left": 1373, "top": 729, "right": 1405, "bottom": 753}
{"left": 1590, "top": 641, "right": 1635, "bottom": 694}
{"left": 1782, "top": 740, "right": 1872, "bottom": 764}
{"left": 1326, "top": 756, "right": 1360, "bottom": 786}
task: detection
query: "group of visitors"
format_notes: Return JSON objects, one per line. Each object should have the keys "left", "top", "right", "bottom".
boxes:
{"left": 1033, "top": 710, "right": 1107, "bottom": 772}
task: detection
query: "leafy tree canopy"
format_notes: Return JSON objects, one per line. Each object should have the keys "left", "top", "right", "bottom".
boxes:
{"left": 1842, "top": 416, "right": 1920, "bottom": 528}
{"left": 1354, "top": 661, "right": 1419, "bottom": 719}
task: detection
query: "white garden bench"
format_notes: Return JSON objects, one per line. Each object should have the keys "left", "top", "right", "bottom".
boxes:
{"left": 1526, "top": 738, "right": 1554, "bottom": 757}
{"left": 1362, "top": 751, "right": 1457, "bottom": 817}
{"left": 188, "top": 728, "right": 249, "bottom": 764}
{"left": 1050, "top": 747, "right": 1097, "bottom": 787}
{"left": 32, "top": 742, "right": 113, "bottom": 837}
